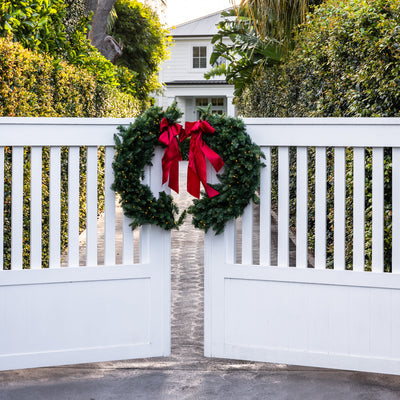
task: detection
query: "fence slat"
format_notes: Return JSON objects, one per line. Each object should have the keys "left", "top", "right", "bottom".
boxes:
{"left": 353, "top": 148, "right": 365, "bottom": 272}
{"left": 315, "top": 147, "right": 326, "bottom": 269}
{"left": 30, "top": 147, "right": 42, "bottom": 269}
{"left": 259, "top": 147, "right": 271, "bottom": 266}
{"left": 242, "top": 202, "right": 253, "bottom": 265}
{"left": 86, "top": 146, "right": 98, "bottom": 266}
{"left": 104, "top": 146, "right": 116, "bottom": 266}
{"left": 392, "top": 148, "right": 400, "bottom": 273}
{"left": 278, "top": 147, "right": 289, "bottom": 267}
{"left": 0, "top": 147, "right": 4, "bottom": 270}
{"left": 68, "top": 147, "right": 80, "bottom": 267}
{"left": 296, "top": 147, "right": 308, "bottom": 268}
{"left": 372, "top": 147, "right": 384, "bottom": 272}
{"left": 49, "top": 147, "right": 61, "bottom": 268}
{"left": 11, "top": 146, "right": 24, "bottom": 270}
{"left": 334, "top": 147, "right": 346, "bottom": 270}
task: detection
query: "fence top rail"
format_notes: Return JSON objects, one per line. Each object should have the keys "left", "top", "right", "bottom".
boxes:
{"left": 1, "top": 116, "right": 400, "bottom": 147}
{"left": 243, "top": 117, "right": 400, "bottom": 147}
{"left": 0, "top": 117, "right": 134, "bottom": 146}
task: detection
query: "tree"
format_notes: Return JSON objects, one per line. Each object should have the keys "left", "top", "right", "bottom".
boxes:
{"left": 84, "top": 0, "right": 123, "bottom": 62}
{"left": 108, "top": 0, "right": 170, "bottom": 101}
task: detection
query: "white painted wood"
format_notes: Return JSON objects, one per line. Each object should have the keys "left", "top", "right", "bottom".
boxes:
{"left": 353, "top": 148, "right": 365, "bottom": 271}
{"left": 122, "top": 214, "right": 134, "bottom": 265}
{"left": 296, "top": 147, "right": 308, "bottom": 268}
{"left": 314, "top": 147, "right": 326, "bottom": 269}
{"left": 241, "top": 202, "right": 253, "bottom": 265}
{"left": 205, "top": 263, "right": 400, "bottom": 375}
{"left": 30, "top": 147, "right": 42, "bottom": 269}
{"left": 49, "top": 147, "right": 61, "bottom": 268}
{"left": 86, "top": 146, "right": 98, "bottom": 266}
{"left": 372, "top": 148, "right": 384, "bottom": 272}
{"left": 278, "top": 147, "right": 289, "bottom": 267}
{"left": 104, "top": 146, "right": 116, "bottom": 266}
{"left": 0, "top": 119, "right": 171, "bottom": 372}
{"left": 259, "top": 147, "right": 271, "bottom": 266}
{"left": 392, "top": 148, "right": 400, "bottom": 273}
{"left": 11, "top": 147, "right": 24, "bottom": 270}
{"left": 68, "top": 147, "right": 80, "bottom": 267}
{"left": 245, "top": 118, "right": 400, "bottom": 147}
{"left": 0, "top": 147, "right": 4, "bottom": 270}
{"left": 203, "top": 120, "right": 400, "bottom": 377}
{"left": 334, "top": 147, "right": 346, "bottom": 270}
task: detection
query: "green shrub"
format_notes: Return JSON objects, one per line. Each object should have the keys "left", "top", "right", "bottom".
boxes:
{"left": 0, "top": 38, "right": 140, "bottom": 268}
{"left": 237, "top": 0, "right": 400, "bottom": 270}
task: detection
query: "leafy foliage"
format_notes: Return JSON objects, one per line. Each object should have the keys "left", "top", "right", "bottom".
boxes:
{"left": 188, "top": 111, "right": 264, "bottom": 234}
{"left": 237, "top": 0, "right": 400, "bottom": 270}
{"left": 206, "top": 8, "right": 282, "bottom": 97}
{"left": 112, "top": 103, "right": 186, "bottom": 231}
{"left": 238, "top": 0, "right": 400, "bottom": 117}
{"left": 108, "top": 0, "right": 171, "bottom": 102}
{"left": 0, "top": 37, "right": 141, "bottom": 269}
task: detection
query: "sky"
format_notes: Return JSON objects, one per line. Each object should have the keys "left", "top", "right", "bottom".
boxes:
{"left": 163, "top": 0, "right": 234, "bottom": 27}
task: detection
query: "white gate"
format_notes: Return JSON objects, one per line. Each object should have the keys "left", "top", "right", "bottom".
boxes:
{"left": 205, "top": 118, "right": 400, "bottom": 376}
{"left": 0, "top": 118, "right": 171, "bottom": 371}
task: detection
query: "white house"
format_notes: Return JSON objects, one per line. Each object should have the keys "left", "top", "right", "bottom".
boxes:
{"left": 156, "top": 9, "right": 235, "bottom": 122}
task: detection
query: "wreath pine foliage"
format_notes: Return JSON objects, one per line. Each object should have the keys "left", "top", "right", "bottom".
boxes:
{"left": 187, "top": 107, "right": 265, "bottom": 234}
{"left": 112, "top": 103, "right": 185, "bottom": 230}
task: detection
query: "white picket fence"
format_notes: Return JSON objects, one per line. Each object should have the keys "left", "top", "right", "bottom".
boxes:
{"left": 205, "top": 118, "right": 400, "bottom": 376}
{"left": 0, "top": 118, "right": 171, "bottom": 371}
{"left": 1, "top": 117, "right": 400, "bottom": 375}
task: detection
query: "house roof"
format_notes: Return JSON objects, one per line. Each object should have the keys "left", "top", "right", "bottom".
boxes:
{"left": 170, "top": 8, "right": 231, "bottom": 37}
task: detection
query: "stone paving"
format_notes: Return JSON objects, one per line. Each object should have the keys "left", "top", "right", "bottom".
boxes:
{"left": 1, "top": 162, "right": 400, "bottom": 399}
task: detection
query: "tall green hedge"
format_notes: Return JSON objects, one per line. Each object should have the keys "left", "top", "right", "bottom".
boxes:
{"left": 1, "top": 38, "right": 139, "bottom": 268}
{"left": 237, "top": 0, "right": 400, "bottom": 270}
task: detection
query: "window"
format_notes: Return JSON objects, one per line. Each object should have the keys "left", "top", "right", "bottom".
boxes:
{"left": 195, "top": 97, "right": 226, "bottom": 119}
{"left": 193, "top": 46, "right": 207, "bottom": 69}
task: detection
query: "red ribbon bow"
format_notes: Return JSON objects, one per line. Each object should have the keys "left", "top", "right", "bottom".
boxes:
{"left": 181, "top": 120, "right": 224, "bottom": 198}
{"left": 158, "top": 117, "right": 183, "bottom": 193}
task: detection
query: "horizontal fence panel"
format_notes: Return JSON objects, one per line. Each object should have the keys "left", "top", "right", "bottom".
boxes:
{"left": 0, "top": 118, "right": 132, "bottom": 146}
{"left": 245, "top": 118, "right": 400, "bottom": 147}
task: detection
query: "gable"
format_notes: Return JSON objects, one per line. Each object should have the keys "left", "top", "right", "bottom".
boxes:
{"left": 171, "top": 8, "right": 231, "bottom": 37}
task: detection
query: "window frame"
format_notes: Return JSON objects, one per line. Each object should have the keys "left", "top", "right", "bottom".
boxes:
{"left": 192, "top": 46, "right": 208, "bottom": 69}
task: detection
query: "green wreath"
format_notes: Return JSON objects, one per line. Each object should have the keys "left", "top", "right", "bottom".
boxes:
{"left": 187, "top": 106, "right": 265, "bottom": 234}
{"left": 112, "top": 104, "right": 264, "bottom": 234}
{"left": 112, "top": 104, "right": 186, "bottom": 230}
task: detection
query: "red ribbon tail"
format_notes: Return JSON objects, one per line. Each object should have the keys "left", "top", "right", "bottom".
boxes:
{"left": 168, "top": 159, "right": 179, "bottom": 193}
{"left": 187, "top": 165, "right": 200, "bottom": 198}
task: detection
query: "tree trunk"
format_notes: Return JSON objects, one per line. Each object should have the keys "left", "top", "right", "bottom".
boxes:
{"left": 85, "top": 0, "right": 122, "bottom": 63}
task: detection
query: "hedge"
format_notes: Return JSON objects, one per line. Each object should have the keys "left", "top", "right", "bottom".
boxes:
{"left": 1, "top": 38, "right": 140, "bottom": 268}
{"left": 237, "top": 0, "right": 400, "bottom": 270}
